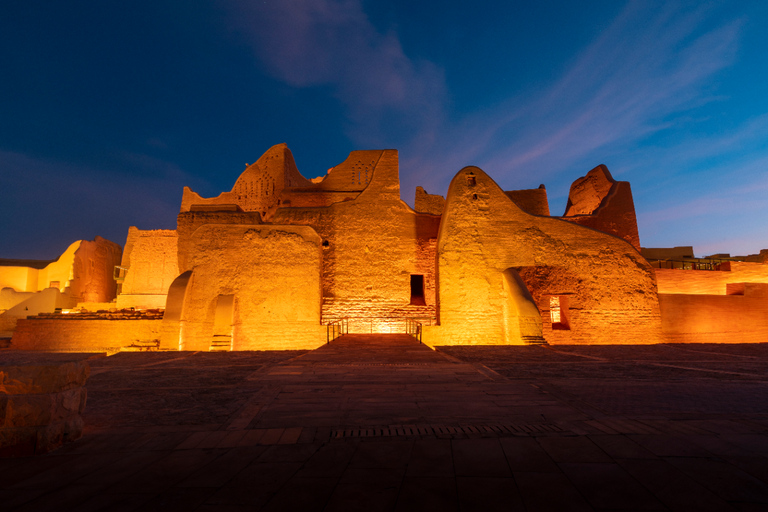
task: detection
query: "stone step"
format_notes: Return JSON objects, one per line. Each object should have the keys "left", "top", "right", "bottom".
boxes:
{"left": 209, "top": 336, "right": 232, "bottom": 352}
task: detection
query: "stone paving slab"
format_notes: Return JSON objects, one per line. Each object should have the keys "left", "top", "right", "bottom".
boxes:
{"left": 3, "top": 335, "right": 768, "bottom": 510}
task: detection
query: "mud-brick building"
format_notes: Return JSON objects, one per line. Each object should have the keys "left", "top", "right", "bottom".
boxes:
{"left": 8, "top": 143, "right": 768, "bottom": 352}
{"left": 114, "top": 143, "right": 662, "bottom": 350}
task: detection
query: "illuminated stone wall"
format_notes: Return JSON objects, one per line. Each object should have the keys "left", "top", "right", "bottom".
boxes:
{"left": 0, "top": 288, "right": 71, "bottom": 335}
{"left": 11, "top": 318, "right": 161, "bottom": 352}
{"left": 659, "top": 283, "right": 768, "bottom": 342}
{"left": 427, "top": 167, "right": 661, "bottom": 345}
{"left": 67, "top": 237, "right": 122, "bottom": 304}
{"left": 170, "top": 223, "right": 325, "bottom": 351}
{"left": 0, "top": 243, "right": 80, "bottom": 294}
{"left": 273, "top": 150, "right": 440, "bottom": 331}
{"left": 0, "top": 237, "right": 121, "bottom": 334}
{"left": 116, "top": 227, "right": 179, "bottom": 309}
{"left": 414, "top": 186, "right": 445, "bottom": 215}
{"left": 18, "top": 143, "right": 767, "bottom": 351}
{"left": 655, "top": 262, "right": 768, "bottom": 295}
{"left": 0, "top": 288, "right": 35, "bottom": 313}
{"left": 180, "top": 143, "right": 314, "bottom": 218}
{"left": 0, "top": 266, "right": 38, "bottom": 293}
{"left": 176, "top": 210, "right": 264, "bottom": 274}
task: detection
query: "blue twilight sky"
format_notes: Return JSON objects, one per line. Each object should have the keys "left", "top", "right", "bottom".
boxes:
{"left": 1, "top": 0, "right": 767, "bottom": 259}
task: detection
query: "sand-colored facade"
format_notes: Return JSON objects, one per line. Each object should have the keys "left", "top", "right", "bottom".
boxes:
{"left": 0, "top": 237, "right": 121, "bottom": 335}
{"left": 425, "top": 167, "right": 661, "bottom": 346}
{"left": 7, "top": 144, "right": 768, "bottom": 351}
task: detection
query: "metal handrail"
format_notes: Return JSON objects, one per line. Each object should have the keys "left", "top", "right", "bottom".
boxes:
{"left": 647, "top": 258, "right": 731, "bottom": 271}
{"left": 405, "top": 318, "right": 422, "bottom": 344}
{"left": 326, "top": 318, "right": 348, "bottom": 344}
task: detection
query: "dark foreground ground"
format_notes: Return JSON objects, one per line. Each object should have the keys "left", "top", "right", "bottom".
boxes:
{"left": 3, "top": 336, "right": 768, "bottom": 511}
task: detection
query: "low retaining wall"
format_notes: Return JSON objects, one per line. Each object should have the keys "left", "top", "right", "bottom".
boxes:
{"left": 11, "top": 319, "right": 162, "bottom": 353}
{"left": 659, "top": 292, "right": 768, "bottom": 343}
{"left": 1, "top": 353, "right": 97, "bottom": 456}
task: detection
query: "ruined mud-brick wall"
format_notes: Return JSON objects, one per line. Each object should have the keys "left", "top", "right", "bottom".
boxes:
{"left": 0, "top": 241, "right": 82, "bottom": 294}
{"left": 415, "top": 186, "right": 446, "bottom": 215}
{"left": 641, "top": 246, "right": 695, "bottom": 261}
{"left": 0, "top": 238, "right": 120, "bottom": 303}
{"left": 0, "top": 354, "right": 91, "bottom": 456}
{"left": 561, "top": 165, "right": 640, "bottom": 250}
{"left": 0, "top": 237, "right": 120, "bottom": 334}
{"left": 654, "top": 262, "right": 768, "bottom": 295}
{"left": 67, "top": 237, "right": 122, "bottom": 304}
{"left": 278, "top": 150, "right": 379, "bottom": 209}
{"left": 504, "top": 187, "right": 550, "bottom": 216}
{"left": 272, "top": 150, "right": 440, "bottom": 331}
{"left": 116, "top": 227, "right": 179, "bottom": 309}
{"left": 659, "top": 283, "right": 768, "bottom": 343}
{"left": 175, "top": 224, "right": 325, "bottom": 350}
{"left": 31, "top": 242, "right": 81, "bottom": 292}
{"left": 180, "top": 143, "right": 313, "bottom": 218}
{"left": 430, "top": 167, "right": 661, "bottom": 345}
{"left": 11, "top": 318, "right": 161, "bottom": 352}
{"left": 176, "top": 211, "right": 264, "bottom": 273}
{"left": 745, "top": 249, "right": 768, "bottom": 263}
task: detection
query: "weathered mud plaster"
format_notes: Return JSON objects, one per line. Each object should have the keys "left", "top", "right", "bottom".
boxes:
{"left": 170, "top": 224, "right": 325, "bottom": 351}
{"left": 424, "top": 167, "right": 662, "bottom": 345}
{"left": 273, "top": 149, "right": 440, "bottom": 332}
{"left": 0, "top": 237, "right": 121, "bottom": 334}
{"left": 116, "top": 228, "right": 178, "bottom": 309}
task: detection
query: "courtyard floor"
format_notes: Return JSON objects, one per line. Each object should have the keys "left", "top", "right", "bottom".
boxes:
{"left": 3, "top": 335, "right": 768, "bottom": 511}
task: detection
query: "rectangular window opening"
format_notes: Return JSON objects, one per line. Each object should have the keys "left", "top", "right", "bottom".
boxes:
{"left": 410, "top": 275, "right": 426, "bottom": 306}
{"left": 549, "top": 295, "right": 570, "bottom": 330}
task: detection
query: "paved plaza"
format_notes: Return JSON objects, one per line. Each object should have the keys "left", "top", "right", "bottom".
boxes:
{"left": 3, "top": 335, "right": 768, "bottom": 511}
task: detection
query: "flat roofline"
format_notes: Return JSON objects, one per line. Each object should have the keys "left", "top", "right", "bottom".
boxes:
{"left": 0, "top": 258, "right": 56, "bottom": 269}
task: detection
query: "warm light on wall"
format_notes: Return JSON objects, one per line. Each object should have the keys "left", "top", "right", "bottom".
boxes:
{"left": 549, "top": 295, "right": 571, "bottom": 330}
{"left": 549, "top": 296, "right": 561, "bottom": 323}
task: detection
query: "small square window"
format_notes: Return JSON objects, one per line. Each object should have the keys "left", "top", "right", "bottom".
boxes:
{"left": 410, "top": 275, "right": 426, "bottom": 305}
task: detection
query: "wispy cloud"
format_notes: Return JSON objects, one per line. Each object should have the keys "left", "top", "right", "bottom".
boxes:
{"left": 225, "top": 0, "right": 446, "bottom": 148}
{"left": 0, "top": 150, "right": 191, "bottom": 259}
{"left": 635, "top": 152, "right": 768, "bottom": 256}
{"left": 224, "top": 0, "right": 766, "bottom": 253}
{"left": 225, "top": 1, "right": 742, "bottom": 189}
{"left": 405, "top": 1, "right": 744, "bottom": 195}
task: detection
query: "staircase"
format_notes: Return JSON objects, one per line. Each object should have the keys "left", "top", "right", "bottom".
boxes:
{"left": 321, "top": 299, "right": 436, "bottom": 333}
{"left": 209, "top": 334, "right": 232, "bottom": 351}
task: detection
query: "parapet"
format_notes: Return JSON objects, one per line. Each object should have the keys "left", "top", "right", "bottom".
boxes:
{"left": 504, "top": 185, "right": 550, "bottom": 216}
{"left": 180, "top": 144, "right": 401, "bottom": 217}
{"left": 180, "top": 143, "right": 311, "bottom": 218}
{"left": 641, "top": 246, "right": 695, "bottom": 261}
